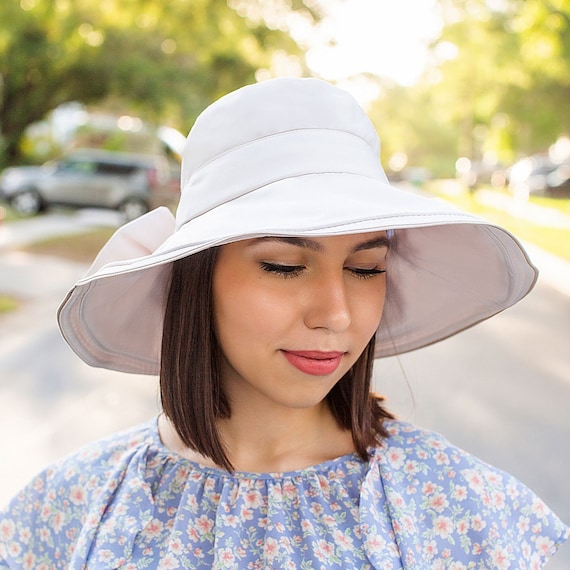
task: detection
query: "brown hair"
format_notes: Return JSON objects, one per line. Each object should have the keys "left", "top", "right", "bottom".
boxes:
{"left": 160, "top": 247, "right": 394, "bottom": 472}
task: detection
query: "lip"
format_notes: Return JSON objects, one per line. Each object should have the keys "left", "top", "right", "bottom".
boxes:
{"left": 281, "top": 350, "right": 345, "bottom": 376}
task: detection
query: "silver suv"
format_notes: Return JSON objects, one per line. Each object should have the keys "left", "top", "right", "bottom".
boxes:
{"left": 0, "top": 149, "right": 179, "bottom": 221}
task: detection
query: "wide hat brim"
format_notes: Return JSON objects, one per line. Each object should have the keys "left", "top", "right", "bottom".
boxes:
{"left": 57, "top": 78, "right": 537, "bottom": 375}
{"left": 58, "top": 174, "right": 537, "bottom": 375}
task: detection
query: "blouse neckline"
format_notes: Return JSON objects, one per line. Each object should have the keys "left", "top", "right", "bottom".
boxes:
{"left": 149, "top": 416, "right": 367, "bottom": 480}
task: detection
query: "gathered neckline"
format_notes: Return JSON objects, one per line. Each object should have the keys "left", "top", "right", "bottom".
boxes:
{"left": 149, "top": 416, "right": 367, "bottom": 480}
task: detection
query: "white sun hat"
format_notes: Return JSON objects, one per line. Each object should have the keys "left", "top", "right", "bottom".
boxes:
{"left": 58, "top": 77, "right": 537, "bottom": 375}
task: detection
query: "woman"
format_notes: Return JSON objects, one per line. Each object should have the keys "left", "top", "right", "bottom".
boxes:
{"left": 1, "top": 78, "right": 567, "bottom": 568}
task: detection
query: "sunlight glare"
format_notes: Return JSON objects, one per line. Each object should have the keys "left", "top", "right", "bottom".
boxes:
{"left": 300, "top": 0, "right": 442, "bottom": 87}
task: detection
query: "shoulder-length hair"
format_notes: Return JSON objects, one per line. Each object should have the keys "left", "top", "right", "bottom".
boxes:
{"left": 160, "top": 246, "right": 394, "bottom": 472}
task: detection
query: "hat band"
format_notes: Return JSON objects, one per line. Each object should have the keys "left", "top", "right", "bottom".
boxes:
{"left": 176, "top": 129, "right": 386, "bottom": 229}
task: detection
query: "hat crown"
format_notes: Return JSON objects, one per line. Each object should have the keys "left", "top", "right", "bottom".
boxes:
{"left": 180, "top": 78, "right": 381, "bottom": 190}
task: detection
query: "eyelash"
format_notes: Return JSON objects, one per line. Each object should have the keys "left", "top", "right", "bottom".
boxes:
{"left": 259, "top": 262, "right": 386, "bottom": 280}
{"left": 260, "top": 262, "right": 303, "bottom": 278}
{"left": 351, "top": 267, "right": 387, "bottom": 279}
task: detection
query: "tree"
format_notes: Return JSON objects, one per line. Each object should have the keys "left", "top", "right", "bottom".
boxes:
{"left": 368, "top": 0, "right": 570, "bottom": 176}
{"left": 500, "top": 0, "right": 570, "bottom": 153}
{"left": 367, "top": 78, "right": 459, "bottom": 177}
{"left": 0, "top": 0, "right": 317, "bottom": 166}
{"left": 429, "top": 0, "right": 570, "bottom": 161}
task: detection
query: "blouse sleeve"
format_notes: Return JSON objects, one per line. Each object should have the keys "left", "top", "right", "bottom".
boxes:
{"left": 0, "top": 425, "right": 155, "bottom": 569}
{"left": 362, "top": 421, "right": 570, "bottom": 569}
{"left": 0, "top": 454, "right": 98, "bottom": 568}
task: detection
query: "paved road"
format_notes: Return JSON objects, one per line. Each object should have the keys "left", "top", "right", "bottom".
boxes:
{"left": 0, "top": 209, "right": 160, "bottom": 501}
{"left": 0, "top": 210, "right": 569, "bottom": 567}
{"left": 376, "top": 281, "right": 570, "bottom": 567}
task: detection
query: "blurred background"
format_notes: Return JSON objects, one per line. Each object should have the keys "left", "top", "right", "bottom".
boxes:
{"left": 1, "top": 0, "right": 569, "bottom": 566}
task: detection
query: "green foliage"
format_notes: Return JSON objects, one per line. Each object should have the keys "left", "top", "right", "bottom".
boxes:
{"left": 18, "top": 226, "right": 116, "bottom": 263}
{"left": 372, "top": 0, "right": 570, "bottom": 174}
{"left": 367, "top": 80, "right": 459, "bottom": 177}
{"left": 0, "top": 0, "right": 310, "bottom": 166}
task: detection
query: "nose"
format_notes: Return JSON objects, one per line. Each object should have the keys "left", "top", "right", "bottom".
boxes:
{"left": 303, "top": 272, "right": 351, "bottom": 333}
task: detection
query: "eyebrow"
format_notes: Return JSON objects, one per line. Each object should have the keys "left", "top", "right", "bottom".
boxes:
{"left": 351, "top": 236, "right": 390, "bottom": 252}
{"left": 248, "top": 235, "right": 390, "bottom": 253}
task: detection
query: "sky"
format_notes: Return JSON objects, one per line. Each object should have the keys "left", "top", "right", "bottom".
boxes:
{"left": 287, "top": 0, "right": 442, "bottom": 103}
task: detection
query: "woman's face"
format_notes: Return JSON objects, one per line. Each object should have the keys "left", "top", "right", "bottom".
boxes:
{"left": 212, "top": 232, "right": 388, "bottom": 411}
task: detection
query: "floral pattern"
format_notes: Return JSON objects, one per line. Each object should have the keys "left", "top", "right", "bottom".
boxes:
{"left": 0, "top": 419, "right": 567, "bottom": 569}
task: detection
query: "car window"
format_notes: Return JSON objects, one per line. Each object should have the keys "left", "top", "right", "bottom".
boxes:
{"left": 58, "top": 160, "right": 96, "bottom": 174}
{"left": 95, "top": 162, "right": 138, "bottom": 176}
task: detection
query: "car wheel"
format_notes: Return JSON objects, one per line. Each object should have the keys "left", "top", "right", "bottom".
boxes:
{"left": 10, "top": 190, "right": 44, "bottom": 216}
{"left": 118, "top": 197, "right": 149, "bottom": 222}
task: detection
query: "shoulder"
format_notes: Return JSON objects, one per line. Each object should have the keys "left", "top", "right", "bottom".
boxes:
{"left": 0, "top": 420, "right": 157, "bottom": 567}
{"left": 366, "top": 420, "right": 569, "bottom": 567}
{"left": 20, "top": 420, "right": 156, "bottom": 500}
{"left": 379, "top": 419, "right": 457, "bottom": 456}
{"left": 374, "top": 420, "right": 557, "bottom": 515}
{"left": 370, "top": 419, "right": 486, "bottom": 482}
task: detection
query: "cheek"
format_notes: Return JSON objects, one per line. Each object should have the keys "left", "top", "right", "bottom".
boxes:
{"left": 213, "top": 279, "right": 294, "bottom": 353}
{"left": 353, "top": 281, "right": 387, "bottom": 336}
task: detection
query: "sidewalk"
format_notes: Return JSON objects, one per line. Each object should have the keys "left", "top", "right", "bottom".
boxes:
{"left": 0, "top": 209, "right": 121, "bottom": 252}
{"left": 0, "top": 209, "right": 120, "bottom": 300}
{"left": 0, "top": 211, "right": 155, "bottom": 507}
{"left": 477, "top": 189, "right": 570, "bottom": 229}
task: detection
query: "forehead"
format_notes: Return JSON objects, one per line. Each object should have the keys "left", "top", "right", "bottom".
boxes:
{"left": 245, "top": 232, "right": 390, "bottom": 252}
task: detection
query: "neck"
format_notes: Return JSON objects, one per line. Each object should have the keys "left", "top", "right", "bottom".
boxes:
{"left": 158, "top": 402, "right": 355, "bottom": 473}
{"left": 217, "top": 399, "right": 355, "bottom": 473}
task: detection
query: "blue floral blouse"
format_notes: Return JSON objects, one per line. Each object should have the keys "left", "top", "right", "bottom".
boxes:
{"left": 0, "top": 419, "right": 567, "bottom": 569}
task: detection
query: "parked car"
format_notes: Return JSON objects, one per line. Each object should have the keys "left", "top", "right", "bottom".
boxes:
{"left": 508, "top": 154, "right": 570, "bottom": 198}
{"left": 0, "top": 149, "right": 179, "bottom": 220}
{"left": 456, "top": 159, "right": 507, "bottom": 190}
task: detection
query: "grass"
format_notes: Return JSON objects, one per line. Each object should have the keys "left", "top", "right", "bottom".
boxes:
{"left": 425, "top": 182, "right": 570, "bottom": 262}
{"left": 0, "top": 212, "right": 114, "bottom": 316}
{"left": 527, "top": 194, "right": 570, "bottom": 215}
{"left": 0, "top": 226, "right": 114, "bottom": 318}
{"left": 0, "top": 295, "right": 19, "bottom": 314}
{"left": 18, "top": 227, "right": 116, "bottom": 263}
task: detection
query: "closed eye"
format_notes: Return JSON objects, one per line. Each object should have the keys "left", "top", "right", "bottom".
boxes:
{"left": 260, "top": 262, "right": 386, "bottom": 280}
{"left": 260, "top": 262, "right": 304, "bottom": 278}
{"left": 347, "top": 267, "right": 387, "bottom": 279}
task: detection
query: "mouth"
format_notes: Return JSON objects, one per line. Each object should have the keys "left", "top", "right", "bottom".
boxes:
{"left": 281, "top": 350, "right": 345, "bottom": 376}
